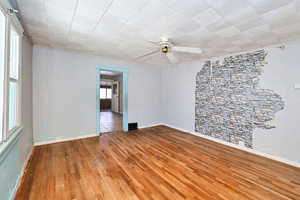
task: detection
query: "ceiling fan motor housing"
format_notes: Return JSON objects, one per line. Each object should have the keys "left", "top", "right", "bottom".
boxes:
{"left": 162, "top": 46, "right": 169, "bottom": 53}
{"left": 160, "top": 40, "right": 172, "bottom": 53}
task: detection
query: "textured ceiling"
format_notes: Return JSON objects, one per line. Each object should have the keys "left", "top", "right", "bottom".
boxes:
{"left": 17, "top": 0, "right": 300, "bottom": 64}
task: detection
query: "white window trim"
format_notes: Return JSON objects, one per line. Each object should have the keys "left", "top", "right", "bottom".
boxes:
{"left": 0, "top": 3, "right": 23, "bottom": 143}
{"left": 2, "top": 6, "right": 9, "bottom": 142}
{"left": 7, "top": 27, "right": 22, "bottom": 136}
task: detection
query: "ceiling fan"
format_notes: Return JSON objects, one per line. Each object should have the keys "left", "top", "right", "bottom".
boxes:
{"left": 136, "top": 37, "right": 203, "bottom": 64}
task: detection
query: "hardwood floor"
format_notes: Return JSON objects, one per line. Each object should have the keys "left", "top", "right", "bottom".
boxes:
{"left": 100, "top": 110, "right": 122, "bottom": 133}
{"left": 15, "top": 126, "right": 300, "bottom": 200}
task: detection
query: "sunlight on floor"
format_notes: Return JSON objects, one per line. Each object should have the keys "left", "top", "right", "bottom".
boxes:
{"left": 100, "top": 110, "right": 122, "bottom": 133}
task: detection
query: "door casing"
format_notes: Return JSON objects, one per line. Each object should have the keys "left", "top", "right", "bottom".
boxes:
{"left": 96, "top": 66, "right": 128, "bottom": 135}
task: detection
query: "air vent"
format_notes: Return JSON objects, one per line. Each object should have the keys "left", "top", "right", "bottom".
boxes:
{"left": 128, "top": 123, "right": 138, "bottom": 131}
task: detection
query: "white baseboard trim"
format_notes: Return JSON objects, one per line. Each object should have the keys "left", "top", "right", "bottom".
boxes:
{"left": 32, "top": 123, "right": 300, "bottom": 168}
{"left": 161, "top": 123, "right": 300, "bottom": 169}
{"left": 34, "top": 124, "right": 163, "bottom": 146}
{"left": 139, "top": 123, "right": 163, "bottom": 129}
{"left": 9, "top": 146, "right": 34, "bottom": 200}
{"left": 34, "top": 133, "right": 99, "bottom": 146}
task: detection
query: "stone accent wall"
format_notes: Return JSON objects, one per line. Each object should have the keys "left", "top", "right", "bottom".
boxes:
{"left": 195, "top": 50, "right": 284, "bottom": 148}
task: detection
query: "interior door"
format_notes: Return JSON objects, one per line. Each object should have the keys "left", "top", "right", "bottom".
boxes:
{"left": 112, "top": 81, "right": 119, "bottom": 113}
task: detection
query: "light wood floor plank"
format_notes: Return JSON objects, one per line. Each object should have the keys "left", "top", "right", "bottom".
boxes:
{"left": 15, "top": 126, "right": 300, "bottom": 200}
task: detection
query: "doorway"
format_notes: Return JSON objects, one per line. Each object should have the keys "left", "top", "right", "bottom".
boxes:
{"left": 96, "top": 66, "right": 128, "bottom": 135}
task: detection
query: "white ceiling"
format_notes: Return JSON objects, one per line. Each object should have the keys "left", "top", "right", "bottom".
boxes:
{"left": 100, "top": 80, "right": 113, "bottom": 86}
{"left": 17, "top": 0, "right": 300, "bottom": 64}
{"left": 100, "top": 71, "right": 121, "bottom": 76}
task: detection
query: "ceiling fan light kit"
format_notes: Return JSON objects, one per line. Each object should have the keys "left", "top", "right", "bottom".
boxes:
{"left": 161, "top": 46, "right": 169, "bottom": 53}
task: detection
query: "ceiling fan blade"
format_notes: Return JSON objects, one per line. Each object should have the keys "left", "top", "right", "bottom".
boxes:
{"left": 166, "top": 52, "right": 178, "bottom": 64}
{"left": 147, "top": 40, "right": 159, "bottom": 46}
{"left": 172, "top": 46, "right": 202, "bottom": 54}
{"left": 136, "top": 49, "right": 160, "bottom": 60}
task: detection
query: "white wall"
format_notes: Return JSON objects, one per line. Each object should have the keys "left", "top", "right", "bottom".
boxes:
{"left": 161, "top": 41, "right": 300, "bottom": 164}
{"left": 20, "top": 37, "right": 34, "bottom": 161}
{"left": 0, "top": 36, "right": 33, "bottom": 200}
{"left": 33, "top": 45, "right": 161, "bottom": 143}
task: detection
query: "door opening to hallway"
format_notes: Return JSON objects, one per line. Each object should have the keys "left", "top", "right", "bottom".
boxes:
{"left": 99, "top": 70, "right": 123, "bottom": 133}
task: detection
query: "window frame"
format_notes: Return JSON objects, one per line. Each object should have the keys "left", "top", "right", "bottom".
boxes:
{"left": 0, "top": 6, "right": 6, "bottom": 144}
{"left": 106, "top": 88, "right": 112, "bottom": 99}
{"left": 0, "top": 3, "right": 24, "bottom": 143}
{"left": 7, "top": 25, "right": 21, "bottom": 135}
{"left": 100, "top": 87, "right": 112, "bottom": 99}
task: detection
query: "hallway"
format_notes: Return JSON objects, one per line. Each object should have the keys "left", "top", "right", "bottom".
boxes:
{"left": 100, "top": 110, "right": 122, "bottom": 133}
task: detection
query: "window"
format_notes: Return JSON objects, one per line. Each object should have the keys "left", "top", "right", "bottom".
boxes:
{"left": 8, "top": 26, "right": 20, "bottom": 134}
{"left": 100, "top": 88, "right": 112, "bottom": 99}
{"left": 106, "top": 88, "right": 112, "bottom": 99}
{"left": 0, "top": 6, "right": 23, "bottom": 143}
{"left": 100, "top": 88, "right": 106, "bottom": 99}
{"left": 0, "top": 9, "right": 5, "bottom": 142}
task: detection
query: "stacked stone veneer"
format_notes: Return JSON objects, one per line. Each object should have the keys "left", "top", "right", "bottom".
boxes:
{"left": 195, "top": 50, "right": 284, "bottom": 148}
